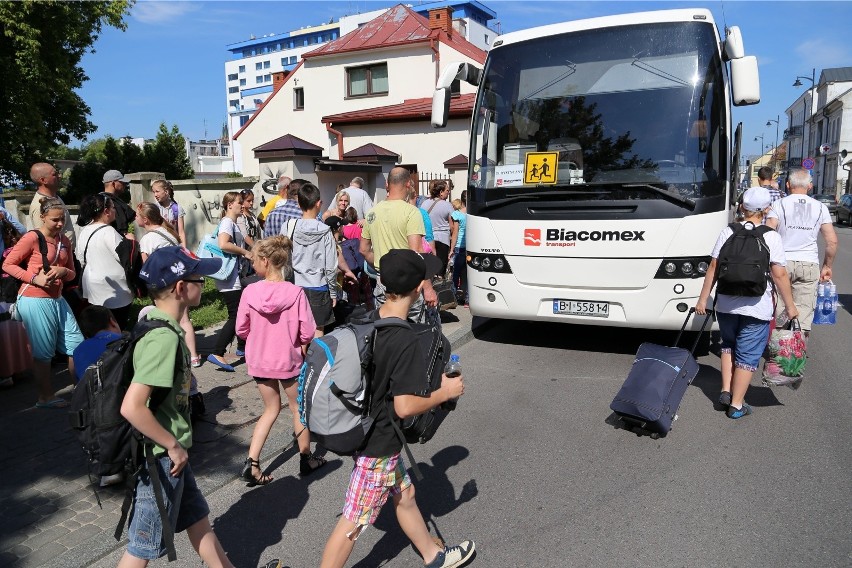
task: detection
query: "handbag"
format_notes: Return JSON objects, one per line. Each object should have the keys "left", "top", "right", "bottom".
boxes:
{"left": 762, "top": 318, "right": 806, "bottom": 389}
{"left": 432, "top": 262, "right": 457, "bottom": 311}
{"left": 195, "top": 223, "right": 237, "bottom": 281}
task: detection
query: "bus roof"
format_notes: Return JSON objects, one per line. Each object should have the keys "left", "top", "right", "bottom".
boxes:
{"left": 492, "top": 8, "right": 718, "bottom": 49}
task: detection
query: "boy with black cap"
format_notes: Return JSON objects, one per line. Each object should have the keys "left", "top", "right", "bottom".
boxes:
{"left": 119, "top": 247, "right": 281, "bottom": 568}
{"left": 320, "top": 249, "right": 474, "bottom": 568}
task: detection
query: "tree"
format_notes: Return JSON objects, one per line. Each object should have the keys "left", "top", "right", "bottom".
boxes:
{"left": 102, "top": 136, "right": 123, "bottom": 171}
{"left": 150, "top": 123, "right": 193, "bottom": 180}
{"left": 0, "top": 1, "right": 132, "bottom": 181}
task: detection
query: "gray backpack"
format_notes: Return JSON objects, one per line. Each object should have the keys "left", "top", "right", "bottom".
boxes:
{"left": 297, "top": 318, "right": 406, "bottom": 455}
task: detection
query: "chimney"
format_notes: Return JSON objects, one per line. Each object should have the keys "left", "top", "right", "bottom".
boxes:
{"left": 272, "top": 71, "right": 289, "bottom": 92}
{"left": 428, "top": 7, "right": 453, "bottom": 37}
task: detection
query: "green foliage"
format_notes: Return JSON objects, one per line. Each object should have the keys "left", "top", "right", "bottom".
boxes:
{"left": 151, "top": 123, "right": 194, "bottom": 180}
{"left": 102, "top": 136, "right": 122, "bottom": 170}
{"left": 225, "top": 171, "right": 244, "bottom": 178}
{"left": 66, "top": 159, "right": 102, "bottom": 204}
{"left": 130, "top": 277, "right": 227, "bottom": 330}
{"left": 0, "top": 0, "right": 132, "bottom": 179}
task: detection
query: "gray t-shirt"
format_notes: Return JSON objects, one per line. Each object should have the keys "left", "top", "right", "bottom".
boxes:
{"left": 422, "top": 198, "right": 454, "bottom": 246}
{"left": 29, "top": 192, "right": 76, "bottom": 250}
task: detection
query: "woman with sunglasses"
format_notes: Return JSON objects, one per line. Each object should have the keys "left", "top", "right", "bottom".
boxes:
{"left": 3, "top": 197, "right": 83, "bottom": 408}
{"left": 76, "top": 194, "right": 134, "bottom": 330}
{"left": 237, "top": 189, "right": 261, "bottom": 249}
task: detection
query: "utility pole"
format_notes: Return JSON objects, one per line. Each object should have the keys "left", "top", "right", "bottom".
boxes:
{"left": 766, "top": 115, "right": 780, "bottom": 170}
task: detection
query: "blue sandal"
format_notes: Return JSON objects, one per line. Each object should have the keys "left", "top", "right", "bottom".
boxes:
{"left": 207, "top": 354, "right": 235, "bottom": 372}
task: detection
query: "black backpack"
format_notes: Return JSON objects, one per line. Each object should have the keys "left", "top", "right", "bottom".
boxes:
{"left": 68, "top": 317, "right": 182, "bottom": 560}
{"left": 716, "top": 222, "right": 772, "bottom": 297}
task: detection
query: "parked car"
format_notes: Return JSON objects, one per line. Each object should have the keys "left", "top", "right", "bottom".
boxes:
{"left": 813, "top": 193, "right": 838, "bottom": 219}
{"left": 837, "top": 194, "right": 852, "bottom": 225}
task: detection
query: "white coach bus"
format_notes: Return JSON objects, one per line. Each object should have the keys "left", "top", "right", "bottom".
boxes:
{"left": 432, "top": 8, "right": 760, "bottom": 329}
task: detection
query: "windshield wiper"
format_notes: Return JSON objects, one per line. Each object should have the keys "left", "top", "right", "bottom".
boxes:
{"left": 621, "top": 183, "right": 696, "bottom": 210}
{"left": 480, "top": 190, "right": 605, "bottom": 212}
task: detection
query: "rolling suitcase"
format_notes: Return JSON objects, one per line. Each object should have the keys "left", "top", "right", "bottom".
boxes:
{"left": 610, "top": 308, "right": 713, "bottom": 437}
{"left": 0, "top": 313, "right": 33, "bottom": 377}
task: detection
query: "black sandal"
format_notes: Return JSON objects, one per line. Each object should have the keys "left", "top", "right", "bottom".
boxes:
{"left": 299, "top": 452, "right": 327, "bottom": 476}
{"left": 241, "top": 458, "right": 273, "bottom": 486}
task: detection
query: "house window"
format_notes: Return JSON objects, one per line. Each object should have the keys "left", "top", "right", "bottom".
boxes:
{"left": 256, "top": 62, "right": 263, "bottom": 70}
{"left": 290, "top": 56, "right": 297, "bottom": 64}
{"left": 484, "top": 34, "right": 489, "bottom": 45}
{"left": 281, "top": 57, "right": 287, "bottom": 66}
{"left": 264, "top": 74, "right": 271, "bottom": 82}
{"left": 239, "top": 115, "right": 249, "bottom": 126}
{"left": 228, "top": 86, "right": 239, "bottom": 93}
{"left": 347, "top": 63, "right": 388, "bottom": 97}
{"left": 294, "top": 87, "right": 304, "bottom": 110}
{"left": 240, "top": 78, "right": 246, "bottom": 86}
{"left": 229, "top": 99, "right": 239, "bottom": 108}
{"left": 264, "top": 60, "right": 270, "bottom": 69}
{"left": 227, "top": 73, "right": 238, "bottom": 81}
{"left": 222, "top": 146, "right": 229, "bottom": 156}
{"left": 238, "top": 65, "right": 245, "bottom": 73}
{"left": 256, "top": 76, "right": 263, "bottom": 84}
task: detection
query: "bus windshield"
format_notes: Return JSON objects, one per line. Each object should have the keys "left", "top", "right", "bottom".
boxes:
{"left": 470, "top": 21, "right": 727, "bottom": 210}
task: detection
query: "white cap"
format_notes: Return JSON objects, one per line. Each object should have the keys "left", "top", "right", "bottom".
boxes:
{"left": 742, "top": 186, "right": 772, "bottom": 212}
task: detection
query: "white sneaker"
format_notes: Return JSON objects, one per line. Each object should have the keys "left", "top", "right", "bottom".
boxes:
{"left": 100, "top": 473, "right": 124, "bottom": 487}
{"left": 425, "top": 540, "right": 476, "bottom": 568}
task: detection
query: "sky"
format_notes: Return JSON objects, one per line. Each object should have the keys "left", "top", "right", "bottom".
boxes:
{"left": 77, "top": 0, "right": 852, "bottom": 161}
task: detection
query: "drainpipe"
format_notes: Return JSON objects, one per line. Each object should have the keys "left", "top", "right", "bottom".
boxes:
{"left": 430, "top": 38, "right": 440, "bottom": 84}
{"left": 326, "top": 122, "right": 344, "bottom": 160}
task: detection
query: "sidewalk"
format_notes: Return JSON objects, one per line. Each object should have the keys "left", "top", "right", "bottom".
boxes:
{"left": 0, "top": 306, "right": 479, "bottom": 568}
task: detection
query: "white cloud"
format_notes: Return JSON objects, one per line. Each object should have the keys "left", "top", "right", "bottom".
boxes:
{"left": 795, "top": 38, "right": 852, "bottom": 69}
{"left": 133, "top": 1, "right": 202, "bottom": 25}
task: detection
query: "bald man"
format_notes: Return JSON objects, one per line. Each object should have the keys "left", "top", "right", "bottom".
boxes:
{"left": 258, "top": 175, "right": 291, "bottom": 224}
{"left": 28, "top": 163, "right": 76, "bottom": 250}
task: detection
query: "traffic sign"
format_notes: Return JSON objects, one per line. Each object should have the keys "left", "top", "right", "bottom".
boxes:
{"left": 802, "top": 157, "right": 815, "bottom": 170}
{"left": 524, "top": 152, "right": 558, "bottom": 184}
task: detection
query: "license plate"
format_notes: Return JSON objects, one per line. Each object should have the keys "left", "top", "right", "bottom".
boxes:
{"left": 552, "top": 299, "right": 609, "bottom": 318}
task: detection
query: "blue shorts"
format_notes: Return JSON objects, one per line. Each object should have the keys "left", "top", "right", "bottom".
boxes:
{"left": 717, "top": 312, "right": 771, "bottom": 372}
{"left": 17, "top": 296, "right": 83, "bottom": 361}
{"left": 126, "top": 456, "right": 210, "bottom": 560}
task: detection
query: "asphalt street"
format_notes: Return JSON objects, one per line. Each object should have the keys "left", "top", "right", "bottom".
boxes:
{"left": 88, "top": 224, "right": 852, "bottom": 568}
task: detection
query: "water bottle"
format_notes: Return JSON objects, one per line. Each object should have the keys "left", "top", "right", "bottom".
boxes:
{"left": 443, "top": 354, "right": 462, "bottom": 411}
{"left": 813, "top": 283, "right": 828, "bottom": 325}
{"left": 829, "top": 282, "right": 838, "bottom": 324}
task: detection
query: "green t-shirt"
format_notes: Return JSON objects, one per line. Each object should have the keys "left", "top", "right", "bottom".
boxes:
{"left": 362, "top": 199, "right": 425, "bottom": 271}
{"left": 131, "top": 307, "right": 192, "bottom": 454}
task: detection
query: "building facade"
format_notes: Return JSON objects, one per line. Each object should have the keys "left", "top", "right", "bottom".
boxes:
{"left": 232, "top": 4, "right": 486, "bottom": 204}
{"left": 224, "top": 0, "right": 497, "bottom": 167}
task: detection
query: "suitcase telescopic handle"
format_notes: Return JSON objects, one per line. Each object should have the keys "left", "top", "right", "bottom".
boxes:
{"left": 674, "top": 307, "right": 714, "bottom": 354}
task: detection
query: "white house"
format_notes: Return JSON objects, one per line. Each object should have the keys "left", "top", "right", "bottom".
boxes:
{"left": 232, "top": 4, "right": 486, "bottom": 204}
{"left": 223, "top": 0, "right": 497, "bottom": 165}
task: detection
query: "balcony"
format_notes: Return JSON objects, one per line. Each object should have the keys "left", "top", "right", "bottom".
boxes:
{"left": 784, "top": 125, "right": 803, "bottom": 139}
{"left": 788, "top": 157, "right": 802, "bottom": 167}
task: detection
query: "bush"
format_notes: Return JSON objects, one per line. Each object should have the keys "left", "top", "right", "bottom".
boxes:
{"left": 130, "top": 278, "right": 227, "bottom": 329}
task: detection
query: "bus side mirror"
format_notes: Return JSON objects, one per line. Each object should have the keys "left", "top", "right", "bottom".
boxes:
{"left": 731, "top": 56, "right": 760, "bottom": 106}
{"left": 723, "top": 26, "right": 745, "bottom": 60}
{"left": 431, "top": 88, "right": 452, "bottom": 128}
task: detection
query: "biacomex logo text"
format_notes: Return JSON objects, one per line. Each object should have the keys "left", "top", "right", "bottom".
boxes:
{"left": 524, "top": 228, "right": 646, "bottom": 247}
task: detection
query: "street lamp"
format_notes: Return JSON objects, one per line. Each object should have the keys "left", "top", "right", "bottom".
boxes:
{"left": 766, "top": 115, "right": 780, "bottom": 169}
{"left": 793, "top": 68, "right": 816, "bottom": 166}
{"left": 754, "top": 134, "right": 765, "bottom": 157}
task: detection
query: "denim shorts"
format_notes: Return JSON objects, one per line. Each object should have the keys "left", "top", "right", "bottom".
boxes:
{"left": 717, "top": 312, "right": 771, "bottom": 372}
{"left": 126, "top": 456, "right": 209, "bottom": 560}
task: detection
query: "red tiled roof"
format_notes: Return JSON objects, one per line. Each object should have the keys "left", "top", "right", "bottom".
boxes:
{"left": 252, "top": 134, "right": 322, "bottom": 153}
{"left": 344, "top": 143, "right": 399, "bottom": 160}
{"left": 303, "top": 4, "right": 486, "bottom": 64}
{"left": 443, "top": 154, "right": 468, "bottom": 167}
{"left": 233, "top": 60, "right": 303, "bottom": 141}
{"left": 322, "top": 93, "right": 475, "bottom": 125}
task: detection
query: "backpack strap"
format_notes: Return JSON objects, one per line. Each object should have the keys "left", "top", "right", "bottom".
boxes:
{"left": 30, "top": 230, "right": 52, "bottom": 273}
{"left": 82, "top": 225, "right": 108, "bottom": 269}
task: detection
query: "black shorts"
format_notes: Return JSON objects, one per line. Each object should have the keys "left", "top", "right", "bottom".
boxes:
{"left": 304, "top": 288, "right": 335, "bottom": 327}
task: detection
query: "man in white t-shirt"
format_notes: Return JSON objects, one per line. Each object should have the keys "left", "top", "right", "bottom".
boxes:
{"left": 765, "top": 168, "right": 838, "bottom": 332}
{"left": 326, "top": 176, "right": 373, "bottom": 219}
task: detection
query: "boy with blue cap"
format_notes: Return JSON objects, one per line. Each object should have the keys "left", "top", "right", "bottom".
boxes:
{"left": 119, "top": 247, "right": 281, "bottom": 568}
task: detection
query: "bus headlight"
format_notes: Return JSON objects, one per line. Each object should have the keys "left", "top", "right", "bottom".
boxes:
{"left": 467, "top": 253, "right": 512, "bottom": 274}
{"left": 655, "top": 256, "right": 711, "bottom": 279}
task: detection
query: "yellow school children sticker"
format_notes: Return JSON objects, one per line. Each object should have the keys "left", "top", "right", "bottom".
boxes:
{"left": 524, "top": 152, "right": 558, "bottom": 184}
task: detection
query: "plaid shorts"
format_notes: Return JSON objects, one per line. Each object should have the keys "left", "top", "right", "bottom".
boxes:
{"left": 342, "top": 453, "right": 412, "bottom": 526}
